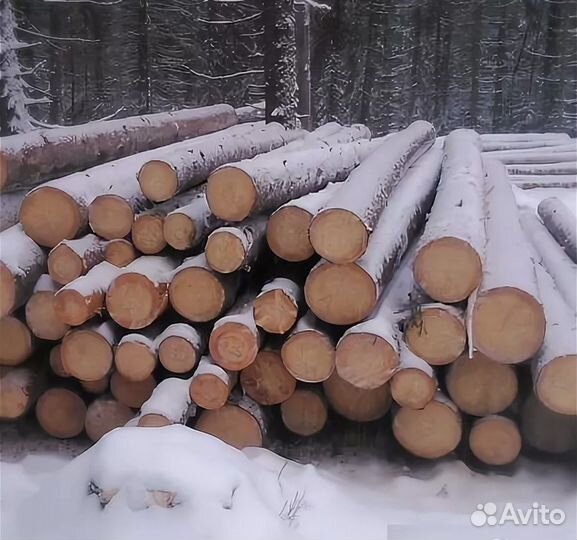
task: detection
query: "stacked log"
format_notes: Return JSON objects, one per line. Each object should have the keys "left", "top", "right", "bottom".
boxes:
{"left": 537, "top": 197, "right": 577, "bottom": 263}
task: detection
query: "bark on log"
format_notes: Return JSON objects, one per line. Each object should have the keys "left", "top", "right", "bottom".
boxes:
{"left": 0, "top": 315, "right": 35, "bottom": 366}
{"left": 322, "top": 370, "right": 392, "bottom": 422}
{"left": 479, "top": 133, "right": 570, "bottom": 143}
{"left": 481, "top": 137, "right": 571, "bottom": 152}
{"left": 392, "top": 392, "right": 462, "bottom": 459}
{"left": 0, "top": 189, "right": 26, "bottom": 232}
{"left": 445, "top": 351, "right": 518, "bottom": 416}
{"left": 1, "top": 104, "right": 238, "bottom": 193}
{"left": 507, "top": 162, "right": 577, "bottom": 175}
{"left": 253, "top": 278, "right": 303, "bottom": 334}
{"left": 104, "top": 239, "right": 138, "bottom": 267}
{"left": 114, "top": 328, "right": 160, "bottom": 382}
{"left": 156, "top": 323, "right": 206, "bottom": 374}
{"left": 0, "top": 366, "right": 42, "bottom": 420}
{"left": 49, "top": 344, "right": 69, "bottom": 378}
{"left": 235, "top": 104, "right": 265, "bottom": 124}
{"left": 305, "top": 144, "right": 443, "bottom": 325}
{"left": 537, "top": 197, "right": 577, "bottom": 263}
{"left": 189, "top": 356, "right": 238, "bottom": 410}
{"left": 482, "top": 150, "right": 576, "bottom": 164}
{"left": 280, "top": 311, "right": 336, "bottom": 383}
{"left": 413, "top": 130, "right": 484, "bottom": 303}
{"left": 35, "top": 388, "right": 87, "bottom": 439}
{"left": 509, "top": 176, "right": 577, "bottom": 189}
{"left": 110, "top": 371, "right": 156, "bottom": 409}
{"left": 240, "top": 349, "right": 296, "bottom": 405}
{"left": 470, "top": 159, "right": 546, "bottom": 364}
{"left": 169, "top": 254, "right": 241, "bottom": 323}
{"left": 310, "top": 121, "right": 435, "bottom": 264}
{"left": 0, "top": 225, "right": 46, "bottom": 318}
{"left": 84, "top": 395, "right": 134, "bottom": 441}
{"left": 205, "top": 216, "right": 268, "bottom": 273}
{"left": 137, "top": 377, "right": 194, "bottom": 427}
{"left": 106, "top": 256, "right": 178, "bottom": 329}
{"left": 25, "top": 275, "right": 69, "bottom": 340}
{"left": 48, "top": 234, "right": 107, "bottom": 285}
{"left": 280, "top": 386, "right": 328, "bottom": 436}
{"left": 468, "top": 415, "right": 522, "bottom": 466}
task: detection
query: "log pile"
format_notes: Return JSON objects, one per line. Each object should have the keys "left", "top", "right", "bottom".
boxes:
{"left": 1, "top": 114, "right": 575, "bottom": 470}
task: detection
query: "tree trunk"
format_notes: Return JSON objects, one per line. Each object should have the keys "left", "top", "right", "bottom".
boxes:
{"left": 136, "top": 377, "right": 195, "bottom": 427}
{"left": 482, "top": 150, "right": 576, "bottom": 164}
{"left": 156, "top": 323, "right": 206, "bottom": 374}
{"left": 537, "top": 197, "right": 577, "bottom": 263}
{"left": 25, "top": 275, "right": 69, "bottom": 340}
{"left": 468, "top": 415, "right": 522, "bottom": 466}
{"left": 48, "top": 234, "right": 107, "bottom": 285}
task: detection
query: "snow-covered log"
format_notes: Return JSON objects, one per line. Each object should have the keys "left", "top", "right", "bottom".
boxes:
{"left": 0, "top": 365, "right": 42, "bottom": 420}
{"left": 35, "top": 388, "right": 87, "bottom": 439}
{"left": 484, "top": 142, "right": 576, "bottom": 155}
{"left": 25, "top": 275, "right": 69, "bottom": 340}
{"left": 0, "top": 189, "right": 26, "bottom": 232}
{"left": 168, "top": 253, "right": 241, "bottom": 323}
{"left": 266, "top": 182, "right": 341, "bottom": 262}
{"left": 54, "top": 261, "right": 119, "bottom": 326}
{"left": 235, "top": 103, "right": 265, "bottom": 124}
{"left": 470, "top": 159, "right": 546, "bottom": 364}
{"left": 110, "top": 372, "right": 156, "bottom": 409}
{"left": 481, "top": 138, "right": 572, "bottom": 152}
{"left": 280, "top": 310, "right": 336, "bottom": 383}
{"left": 468, "top": 415, "right": 522, "bottom": 466}
{"left": 280, "top": 386, "right": 328, "bottom": 436}
{"left": 240, "top": 349, "right": 296, "bottom": 405}
{"left": 47, "top": 234, "right": 107, "bottom": 285}
{"left": 392, "top": 392, "right": 462, "bottom": 459}
{"left": 205, "top": 216, "right": 268, "bottom": 273}
{"left": 104, "top": 239, "right": 138, "bottom": 268}
{"left": 114, "top": 327, "right": 161, "bottom": 382}
{"left": 84, "top": 396, "right": 133, "bottom": 442}
{"left": 138, "top": 122, "right": 300, "bottom": 202}
{"left": 507, "top": 162, "right": 577, "bottom": 175}
{"left": 305, "top": 144, "right": 443, "bottom": 325}
{"left": 61, "top": 320, "right": 117, "bottom": 382}
{"left": 137, "top": 377, "right": 194, "bottom": 427}
{"left": 156, "top": 323, "right": 206, "bottom": 374}
{"left": 479, "top": 133, "right": 570, "bottom": 143}
{"left": 521, "top": 211, "right": 576, "bottom": 311}
{"left": 445, "top": 351, "right": 518, "bottom": 416}
{"left": 105, "top": 256, "right": 179, "bottom": 329}
{"left": 206, "top": 138, "right": 384, "bottom": 222}
{"left": 510, "top": 176, "right": 577, "bottom": 189}
{"left": 208, "top": 293, "right": 261, "bottom": 371}
{"left": 1, "top": 104, "right": 238, "bottom": 193}
{"left": 0, "top": 225, "right": 46, "bottom": 318}
{"left": 0, "top": 315, "right": 35, "bottom": 366}
{"left": 413, "top": 130, "right": 484, "bottom": 303}
{"left": 189, "top": 356, "right": 238, "bottom": 410}
{"left": 309, "top": 121, "right": 435, "bottom": 264}
{"left": 253, "top": 277, "right": 303, "bottom": 334}
{"left": 482, "top": 150, "right": 576, "bottom": 164}
{"left": 537, "top": 197, "right": 577, "bottom": 263}
{"left": 531, "top": 257, "right": 577, "bottom": 415}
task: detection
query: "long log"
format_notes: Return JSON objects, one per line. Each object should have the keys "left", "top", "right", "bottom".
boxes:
{"left": 537, "top": 197, "right": 577, "bottom": 263}
{"left": 1, "top": 104, "right": 238, "bottom": 193}
{"left": 470, "top": 159, "right": 546, "bottom": 364}
{"left": 137, "top": 377, "right": 194, "bottom": 427}
{"left": 0, "top": 225, "right": 46, "bottom": 318}
{"left": 84, "top": 395, "right": 134, "bottom": 441}
{"left": 479, "top": 133, "right": 570, "bottom": 143}
{"left": 114, "top": 328, "right": 160, "bottom": 382}
{"left": 482, "top": 150, "right": 576, "bottom": 164}
{"left": 0, "top": 366, "right": 42, "bottom": 420}
{"left": 169, "top": 254, "right": 241, "bottom": 323}
{"left": 0, "top": 316, "right": 35, "bottom": 366}
{"left": 205, "top": 216, "right": 268, "bottom": 273}
{"left": 481, "top": 137, "right": 571, "bottom": 152}
{"left": 468, "top": 415, "right": 522, "bottom": 466}
{"left": 413, "top": 129, "right": 484, "bottom": 303}
{"left": 104, "top": 239, "right": 138, "bottom": 267}
{"left": 106, "top": 256, "right": 178, "bottom": 329}
{"left": 445, "top": 351, "right": 518, "bottom": 416}
{"left": 280, "top": 386, "right": 328, "bottom": 436}
{"left": 156, "top": 323, "right": 206, "bottom": 374}
{"left": 253, "top": 278, "right": 303, "bottom": 334}
{"left": 189, "top": 356, "right": 238, "bottom": 410}
{"left": 305, "top": 143, "right": 443, "bottom": 325}
{"left": 25, "top": 275, "right": 69, "bottom": 340}
{"left": 0, "top": 189, "right": 26, "bottom": 232}
{"left": 507, "top": 162, "right": 577, "bottom": 175}
{"left": 510, "top": 176, "right": 577, "bottom": 189}
{"left": 309, "top": 121, "right": 435, "bottom": 263}
{"left": 35, "top": 388, "right": 87, "bottom": 439}
{"left": 110, "top": 372, "right": 156, "bottom": 409}
{"left": 48, "top": 234, "right": 107, "bottom": 285}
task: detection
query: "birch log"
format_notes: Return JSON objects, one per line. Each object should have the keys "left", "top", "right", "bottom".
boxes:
{"left": 253, "top": 278, "right": 303, "bottom": 334}
{"left": 25, "top": 275, "right": 69, "bottom": 340}
{"left": 0, "top": 316, "right": 35, "bottom": 366}
{"left": 470, "top": 159, "right": 546, "bottom": 364}
{"left": 104, "top": 239, "right": 138, "bottom": 267}
{"left": 280, "top": 386, "right": 328, "bottom": 436}
{"left": 137, "top": 377, "right": 194, "bottom": 427}
{"left": 0, "top": 366, "right": 42, "bottom": 420}
{"left": 537, "top": 197, "right": 577, "bottom": 263}
{"left": 156, "top": 323, "right": 206, "bottom": 374}
{"left": 35, "top": 388, "right": 87, "bottom": 439}
{"left": 47, "top": 234, "right": 107, "bottom": 285}
{"left": 189, "top": 356, "right": 238, "bottom": 410}
{"left": 309, "top": 121, "right": 435, "bottom": 263}
{"left": 479, "top": 133, "right": 570, "bottom": 143}
{"left": 509, "top": 176, "right": 577, "bottom": 189}
{"left": 84, "top": 396, "right": 134, "bottom": 441}
{"left": 114, "top": 327, "right": 160, "bottom": 382}
{"left": 0, "top": 189, "right": 26, "bottom": 232}
{"left": 481, "top": 137, "right": 571, "bottom": 152}
{"left": 507, "top": 162, "right": 577, "bottom": 175}
{"left": 0, "top": 225, "right": 46, "bottom": 318}
{"left": 482, "top": 150, "right": 576, "bottom": 164}
{"left": 413, "top": 129, "right": 484, "bottom": 303}
{"left": 468, "top": 415, "right": 522, "bottom": 466}
{"left": 110, "top": 372, "right": 156, "bottom": 409}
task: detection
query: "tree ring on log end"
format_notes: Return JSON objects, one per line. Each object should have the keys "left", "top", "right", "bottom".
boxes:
{"left": 89, "top": 195, "right": 135, "bottom": 240}
{"left": 535, "top": 355, "right": 577, "bottom": 415}
{"left": 209, "top": 322, "right": 258, "bottom": 371}
{"left": 206, "top": 167, "right": 256, "bottom": 222}
{"left": 115, "top": 341, "right": 157, "bottom": 382}
{"left": 281, "top": 389, "right": 327, "bottom": 436}
{"left": 205, "top": 231, "right": 245, "bottom": 273}
{"left": 48, "top": 244, "right": 84, "bottom": 285}
{"left": 0, "top": 262, "right": 16, "bottom": 318}
{"left": 54, "top": 289, "right": 99, "bottom": 327}
{"left": 266, "top": 206, "right": 314, "bottom": 262}
{"left": 132, "top": 215, "right": 166, "bottom": 254}
{"left": 195, "top": 405, "right": 263, "bottom": 449}
{"left": 26, "top": 290, "right": 69, "bottom": 340}
{"left": 189, "top": 373, "right": 229, "bottom": 410}
{"left": 0, "top": 316, "right": 33, "bottom": 366}
{"left": 36, "top": 388, "right": 87, "bottom": 439}
{"left": 281, "top": 330, "right": 335, "bottom": 383}
{"left": 139, "top": 160, "right": 178, "bottom": 203}
{"left": 158, "top": 336, "right": 197, "bottom": 373}
{"left": 104, "top": 239, "right": 137, "bottom": 267}
{"left": 61, "top": 329, "right": 113, "bottom": 382}
{"left": 469, "top": 416, "right": 522, "bottom": 466}
{"left": 391, "top": 368, "right": 436, "bottom": 409}
{"left": 253, "top": 289, "right": 298, "bottom": 334}
{"left": 0, "top": 373, "right": 32, "bottom": 420}
{"left": 164, "top": 213, "right": 196, "bottom": 250}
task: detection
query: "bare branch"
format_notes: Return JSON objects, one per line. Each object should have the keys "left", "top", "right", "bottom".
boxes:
{"left": 198, "top": 12, "right": 261, "bottom": 25}
{"left": 183, "top": 65, "right": 263, "bottom": 80}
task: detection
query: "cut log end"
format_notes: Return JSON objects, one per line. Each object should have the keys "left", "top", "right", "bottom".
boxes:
{"left": 84, "top": 398, "right": 133, "bottom": 441}
{"left": 132, "top": 215, "right": 167, "bottom": 255}
{"left": 404, "top": 307, "right": 466, "bottom": 365}
{"left": 281, "top": 331, "right": 335, "bottom": 383}
{"left": 54, "top": 289, "right": 103, "bottom": 327}
{"left": 139, "top": 160, "right": 178, "bottom": 203}
{"left": 49, "top": 344, "right": 69, "bottom": 377}
{"left": 535, "top": 355, "right": 577, "bottom": 415}
{"left": 253, "top": 289, "right": 298, "bottom": 334}
{"left": 393, "top": 400, "right": 462, "bottom": 459}
{"left": 0, "top": 262, "right": 16, "bottom": 318}
{"left": 110, "top": 372, "right": 156, "bottom": 408}
{"left": 195, "top": 404, "right": 263, "bottom": 449}
{"left": 266, "top": 206, "right": 315, "bottom": 262}
{"left": 163, "top": 213, "right": 196, "bottom": 251}
{"left": 391, "top": 368, "right": 436, "bottom": 410}
{"left": 309, "top": 208, "right": 369, "bottom": 264}
{"left": 88, "top": 195, "right": 134, "bottom": 240}
{"left": 335, "top": 332, "right": 399, "bottom": 390}
{"left": 413, "top": 237, "right": 482, "bottom": 303}
{"left": 472, "top": 286, "right": 546, "bottom": 364}
{"left": 48, "top": 244, "right": 84, "bottom": 285}
{"left": 209, "top": 322, "right": 259, "bottom": 371}
{"left": 205, "top": 231, "right": 246, "bottom": 273}
{"left": 280, "top": 389, "right": 328, "bottom": 436}
{"left": 305, "top": 262, "right": 376, "bottom": 325}
{"left": 0, "top": 368, "right": 35, "bottom": 420}
{"left": 137, "top": 414, "right": 171, "bottom": 427}
{"left": 115, "top": 341, "right": 157, "bottom": 382}
{"left": 469, "top": 416, "right": 522, "bottom": 466}
{"left": 104, "top": 239, "right": 138, "bottom": 267}
{"left": 61, "top": 329, "right": 113, "bottom": 382}
{"left": 0, "top": 316, "right": 34, "bottom": 366}
{"left": 35, "top": 388, "right": 87, "bottom": 439}
{"left": 207, "top": 167, "right": 256, "bottom": 222}
{"left": 20, "top": 187, "right": 82, "bottom": 248}
{"left": 189, "top": 373, "right": 230, "bottom": 410}
{"left": 158, "top": 336, "right": 198, "bottom": 373}
{"left": 26, "top": 290, "right": 70, "bottom": 340}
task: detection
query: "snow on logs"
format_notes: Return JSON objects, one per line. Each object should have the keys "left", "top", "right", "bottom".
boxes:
{"left": 47, "top": 234, "right": 107, "bottom": 285}
{"left": 0, "top": 315, "right": 35, "bottom": 366}
{"left": 413, "top": 129, "right": 484, "bottom": 303}
{"left": 509, "top": 175, "right": 577, "bottom": 190}
{"left": 507, "top": 162, "right": 577, "bottom": 175}
{"left": 305, "top": 143, "right": 443, "bottom": 325}
{"left": 310, "top": 121, "right": 435, "bottom": 264}
{"left": 470, "top": 159, "right": 546, "bottom": 364}
{"left": 280, "top": 387, "right": 328, "bottom": 436}
{"left": 468, "top": 416, "right": 522, "bottom": 466}
{"left": 0, "top": 225, "right": 46, "bottom": 318}
{"left": 25, "top": 275, "right": 69, "bottom": 340}
{"left": 479, "top": 132, "right": 570, "bottom": 143}
{"left": 482, "top": 150, "right": 577, "bottom": 165}
{"left": 480, "top": 135, "right": 571, "bottom": 152}
{"left": 114, "top": 328, "right": 160, "bottom": 382}
{"left": 537, "top": 197, "right": 577, "bottom": 263}
{"left": 137, "top": 377, "right": 194, "bottom": 427}
{"left": 253, "top": 278, "right": 303, "bottom": 334}
{"left": 35, "top": 388, "right": 87, "bottom": 439}
{"left": 189, "top": 356, "right": 237, "bottom": 410}
{"left": 1, "top": 104, "right": 238, "bottom": 193}
{"left": 0, "top": 189, "right": 26, "bottom": 232}
{"left": 156, "top": 323, "right": 206, "bottom": 374}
